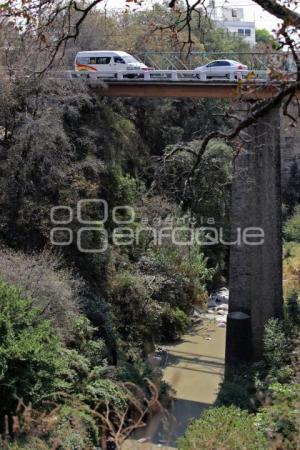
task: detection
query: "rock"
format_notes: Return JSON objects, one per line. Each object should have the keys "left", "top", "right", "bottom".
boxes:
{"left": 217, "top": 304, "right": 228, "bottom": 311}
{"left": 208, "top": 301, "right": 217, "bottom": 309}
{"left": 216, "top": 315, "right": 227, "bottom": 323}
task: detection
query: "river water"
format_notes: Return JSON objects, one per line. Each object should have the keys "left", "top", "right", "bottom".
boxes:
{"left": 123, "top": 319, "right": 226, "bottom": 449}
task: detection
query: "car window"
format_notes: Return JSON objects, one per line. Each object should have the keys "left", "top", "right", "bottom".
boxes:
{"left": 218, "top": 61, "right": 231, "bottom": 66}
{"left": 114, "top": 57, "right": 125, "bottom": 64}
{"left": 207, "top": 62, "right": 219, "bottom": 67}
{"left": 76, "top": 57, "right": 90, "bottom": 64}
{"left": 123, "top": 56, "right": 138, "bottom": 63}
{"left": 89, "top": 57, "right": 111, "bottom": 64}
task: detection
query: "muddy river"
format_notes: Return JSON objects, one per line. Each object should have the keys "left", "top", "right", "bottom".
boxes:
{"left": 123, "top": 319, "right": 226, "bottom": 449}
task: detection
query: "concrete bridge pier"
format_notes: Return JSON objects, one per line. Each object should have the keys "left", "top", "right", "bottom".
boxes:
{"left": 226, "top": 105, "right": 283, "bottom": 365}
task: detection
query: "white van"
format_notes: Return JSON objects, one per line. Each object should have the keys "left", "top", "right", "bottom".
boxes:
{"left": 74, "top": 50, "right": 149, "bottom": 78}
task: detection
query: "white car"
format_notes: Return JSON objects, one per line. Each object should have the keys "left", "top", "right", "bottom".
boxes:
{"left": 75, "top": 50, "right": 150, "bottom": 78}
{"left": 194, "top": 59, "right": 248, "bottom": 79}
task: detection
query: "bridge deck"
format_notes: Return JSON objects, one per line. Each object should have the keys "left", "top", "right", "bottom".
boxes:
{"left": 89, "top": 80, "right": 298, "bottom": 99}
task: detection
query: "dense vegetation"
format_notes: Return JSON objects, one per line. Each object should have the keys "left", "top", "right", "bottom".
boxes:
{"left": 0, "top": 4, "right": 239, "bottom": 447}
{"left": 0, "top": 2, "right": 299, "bottom": 449}
{"left": 179, "top": 188, "right": 300, "bottom": 450}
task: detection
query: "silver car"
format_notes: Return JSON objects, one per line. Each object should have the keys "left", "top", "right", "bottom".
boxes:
{"left": 194, "top": 59, "right": 248, "bottom": 79}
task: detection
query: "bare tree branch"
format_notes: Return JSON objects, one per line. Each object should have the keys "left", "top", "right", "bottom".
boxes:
{"left": 252, "top": 0, "right": 300, "bottom": 27}
{"left": 185, "top": 81, "right": 300, "bottom": 186}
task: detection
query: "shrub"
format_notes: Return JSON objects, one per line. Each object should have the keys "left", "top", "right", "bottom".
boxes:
{"left": 0, "top": 248, "right": 82, "bottom": 339}
{"left": 178, "top": 406, "right": 267, "bottom": 450}
{"left": 263, "top": 319, "right": 292, "bottom": 377}
{"left": 255, "top": 383, "right": 300, "bottom": 449}
{"left": 0, "top": 280, "right": 69, "bottom": 415}
{"left": 217, "top": 376, "right": 257, "bottom": 411}
{"left": 160, "top": 305, "right": 190, "bottom": 341}
{"left": 5, "top": 402, "right": 99, "bottom": 450}
{"left": 284, "top": 205, "right": 300, "bottom": 242}
{"left": 286, "top": 289, "right": 300, "bottom": 326}
{"left": 108, "top": 270, "right": 161, "bottom": 350}
{"left": 144, "top": 241, "right": 212, "bottom": 311}
{"left": 49, "top": 405, "right": 99, "bottom": 449}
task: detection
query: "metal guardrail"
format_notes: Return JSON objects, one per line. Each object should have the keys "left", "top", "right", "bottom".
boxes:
{"left": 68, "top": 69, "right": 270, "bottom": 82}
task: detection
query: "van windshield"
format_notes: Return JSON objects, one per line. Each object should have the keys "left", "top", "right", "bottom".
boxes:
{"left": 122, "top": 56, "right": 138, "bottom": 63}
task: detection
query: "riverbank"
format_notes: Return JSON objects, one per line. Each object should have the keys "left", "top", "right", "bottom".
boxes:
{"left": 124, "top": 319, "right": 226, "bottom": 449}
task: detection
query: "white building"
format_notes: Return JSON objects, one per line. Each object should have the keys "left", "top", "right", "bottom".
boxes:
{"left": 209, "top": 2, "right": 256, "bottom": 46}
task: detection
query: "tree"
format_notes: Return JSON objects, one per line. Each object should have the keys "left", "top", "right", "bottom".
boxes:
{"left": 1, "top": 0, "right": 298, "bottom": 369}
{"left": 255, "top": 28, "right": 279, "bottom": 49}
{"left": 0, "top": 280, "right": 68, "bottom": 415}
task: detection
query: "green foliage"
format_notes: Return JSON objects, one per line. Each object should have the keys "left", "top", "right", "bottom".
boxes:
{"left": 284, "top": 204, "right": 300, "bottom": 242}
{"left": 8, "top": 438, "right": 52, "bottom": 450}
{"left": 161, "top": 140, "right": 232, "bottom": 222}
{"left": 283, "top": 241, "right": 300, "bottom": 299}
{"left": 255, "top": 29, "right": 279, "bottom": 49}
{"left": 158, "top": 140, "right": 232, "bottom": 285}
{"left": 50, "top": 404, "right": 99, "bottom": 450}
{"left": 0, "top": 280, "right": 69, "bottom": 413}
{"left": 217, "top": 373, "right": 257, "bottom": 411}
{"left": 0, "top": 6, "right": 245, "bottom": 447}
{"left": 148, "top": 239, "right": 212, "bottom": 310}
{"left": 0, "top": 277, "right": 128, "bottom": 438}
{"left": 108, "top": 258, "right": 195, "bottom": 347}
{"left": 108, "top": 270, "right": 161, "bottom": 350}
{"left": 160, "top": 305, "right": 190, "bottom": 342}
{"left": 255, "top": 383, "right": 300, "bottom": 449}
{"left": 105, "top": 165, "right": 138, "bottom": 208}
{"left": 6, "top": 403, "right": 100, "bottom": 450}
{"left": 0, "top": 247, "right": 82, "bottom": 340}
{"left": 263, "top": 319, "right": 292, "bottom": 377}
{"left": 83, "top": 377, "right": 126, "bottom": 410}
{"left": 286, "top": 289, "right": 300, "bottom": 326}
{"left": 178, "top": 406, "right": 268, "bottom": 450}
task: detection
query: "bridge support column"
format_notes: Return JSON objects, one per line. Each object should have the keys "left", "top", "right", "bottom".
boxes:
{"left": 226, "top": 105, "right": 283, "bottom": 366}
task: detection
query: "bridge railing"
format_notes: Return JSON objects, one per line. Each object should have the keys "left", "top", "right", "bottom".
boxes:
{"left": 68, "top": 69, "right": 271, "bottom": 82}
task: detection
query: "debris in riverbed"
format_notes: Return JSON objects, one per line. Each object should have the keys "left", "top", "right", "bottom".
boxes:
{"left": 199, "top": 288, "right": 229, "bottom": 327}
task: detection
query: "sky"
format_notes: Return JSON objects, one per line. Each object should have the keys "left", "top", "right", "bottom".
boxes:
{"left": 105, "top": 0, "right": 281, "bottom": 31}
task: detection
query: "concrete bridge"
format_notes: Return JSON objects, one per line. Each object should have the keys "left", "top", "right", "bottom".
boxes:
{"left": 69, "top": 66, "right": 298, "bottom": 100}
{"left": 84, "top": 76, "right": 291, "bottom": 364}
{"left": 87, "top": 79, "right": 297, "bottom": 100}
